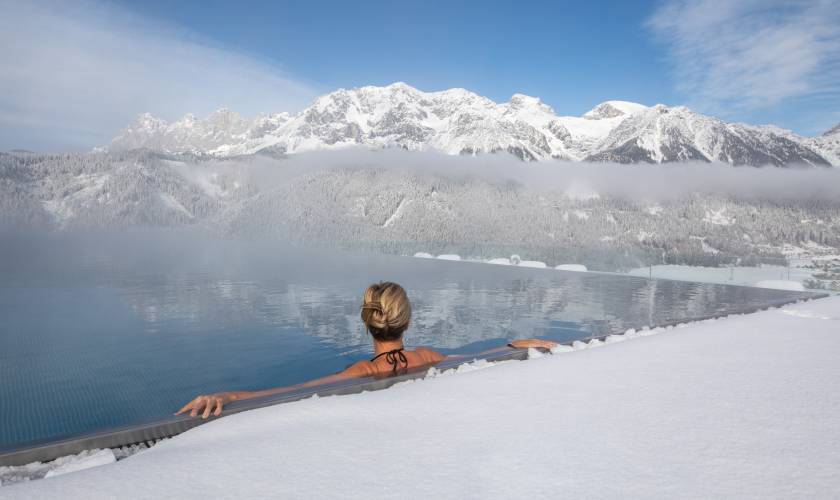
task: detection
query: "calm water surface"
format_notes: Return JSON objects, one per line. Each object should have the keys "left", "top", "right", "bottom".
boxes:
{"left": 0, "top": 232, "right": 813, "bottom": 448}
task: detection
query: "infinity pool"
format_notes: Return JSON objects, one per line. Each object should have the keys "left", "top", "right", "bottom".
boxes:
{"left": 0, "top": 232, "right": 816, "bottom": 448}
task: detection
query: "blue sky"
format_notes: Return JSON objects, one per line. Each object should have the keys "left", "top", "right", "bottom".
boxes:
{"left": 1, "top": 0, "right": 839, "bottom": 150}
{"left": 112, "top": 0, "right": 672, "bottom": 116}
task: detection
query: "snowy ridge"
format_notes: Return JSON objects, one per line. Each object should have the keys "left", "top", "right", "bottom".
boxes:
{"left": 109, "top": 83, "right": 837, "bottom": 166}
{"left": 823, "top": 123, "right": 840, "bottom": 137}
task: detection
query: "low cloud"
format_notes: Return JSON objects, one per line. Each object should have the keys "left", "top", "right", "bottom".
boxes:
{"left": 0, "top": 0, "right": 320, "bottom": 152}
{"left": 210, "top": 148, "right": 840, "bottom": 203}
{"left": 648, "top": 0, "right": 840, "bottom": 116}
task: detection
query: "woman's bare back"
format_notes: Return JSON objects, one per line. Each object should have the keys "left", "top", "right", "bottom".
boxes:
{"left": 348, "top": 347, "right": 447, "bottom": 378}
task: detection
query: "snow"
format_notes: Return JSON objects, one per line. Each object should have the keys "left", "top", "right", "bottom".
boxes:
{"left": 754, "top": 280, "right": 805, "bottom": 291}
{"left": 4, "top": 296, "right": 839, "bottom": 498}
{"left": 583, "top": 100, "right": 648, "bottom": 119}
{"left": 436, "top": 254, "right": 461, "bottom": 261}
{"left": 157, "top": 193, "right": 193, "bottom": 218}
{"left": 703, "top": 208, "right": 734, "bottom": 226}
{"left": 555, "top": 264, "right": 587, "bottom": 272}
{"left": 628, "top": 264, "right": 815, "bottom": 289}
{"left": 700, "top": 240, "right": 719, "bottom": 254}
{"left": 562, "top": 182, "right": 600, "bottom": 201}
{"left": 40, "top": 173, "right": 110, "bottom": 223}
{"left": 645, "top": 204, "right": 663, "bottom": 216}
{"left": 0, "top": 449, "right": 115, "bottom": 486}
{"left": 382, "top": 198, "right": 411, "bottom": 228}
{"left": 43, "top": 450, "right": 115, "bottom": 479}
{"left": 517, "top": 260, "right": 546, "bottom": 268}
{"left": 571, "top": 209, "right": 589, "bottom": 220}
{"left": 412, "top": 252, "right": 434, "bottom": 259}
{"left": 636, "top": 230, "right": 655, "bottom": 242}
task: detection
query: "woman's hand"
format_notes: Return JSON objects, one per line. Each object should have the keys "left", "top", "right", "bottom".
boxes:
{"left": 176, "top": 392, "right": 237, "bottom": 419}
{"left": 508, "top": 339, "right": 558, "bottom": 350}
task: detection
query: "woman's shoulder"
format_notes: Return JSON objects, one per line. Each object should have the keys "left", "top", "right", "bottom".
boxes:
{"left": 343, "top": 348, "right": 446, "bottom": 379}
{"left": 411, "top": 347, "right": 447, "bottom": 364}
{"left": 343, "top": 360, "right": 377, "bottom": 378}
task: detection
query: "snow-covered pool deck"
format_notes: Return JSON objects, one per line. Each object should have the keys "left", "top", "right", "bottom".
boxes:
{"left": 3, "top": 296, "right": 839, "bottom": 499}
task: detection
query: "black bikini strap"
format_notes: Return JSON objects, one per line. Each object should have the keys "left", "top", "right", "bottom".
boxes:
{"left": 370, "top": 348, "right": 408, "bottom": 374}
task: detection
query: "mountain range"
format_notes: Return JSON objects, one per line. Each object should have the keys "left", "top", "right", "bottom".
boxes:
{"left": 110, "top": 82, "right": 840, "bottom": 166}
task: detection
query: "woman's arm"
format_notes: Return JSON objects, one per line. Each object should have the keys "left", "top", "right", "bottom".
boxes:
{"left": 507, "top": 339, "right": 558, "bottom": 350}
{"left": 178, "top": 339, "right": 557, "bottom": 419}
{"left": 440, "top": 338, "right": 558, "bottom": 361}
{"left": 176, "top": 361, "right": 372, "bottom": 419}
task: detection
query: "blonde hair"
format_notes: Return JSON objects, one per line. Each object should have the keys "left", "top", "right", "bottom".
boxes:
{"left": 360, "top": 281, "right": 411, "bottom": 341}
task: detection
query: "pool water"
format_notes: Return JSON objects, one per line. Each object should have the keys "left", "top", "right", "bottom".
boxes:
{"left": 0, "top": 232, "right": 815, "bottom": 448}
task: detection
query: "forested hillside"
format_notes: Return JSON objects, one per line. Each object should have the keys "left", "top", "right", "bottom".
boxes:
{"left": 2, "top": 150, "right": 838, "bottom": 271}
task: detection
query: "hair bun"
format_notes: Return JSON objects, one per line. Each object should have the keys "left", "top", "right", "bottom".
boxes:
{"left": 360, "top": 282, "right": 411, "bottom": 341}
{"left": 361, "top": 301, "right": 384, "bottom": 314}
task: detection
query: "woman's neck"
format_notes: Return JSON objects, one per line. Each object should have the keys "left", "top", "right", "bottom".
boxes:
{"left": 373, "top": 339, "right": 405, "bottom": 356}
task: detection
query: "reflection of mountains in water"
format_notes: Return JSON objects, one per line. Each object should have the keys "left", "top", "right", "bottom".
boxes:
{"left": 114, "top": 262, "right": 792, "bottom": 352}
{"left": 120, "top": 277, "right": 574, "bottom": 350}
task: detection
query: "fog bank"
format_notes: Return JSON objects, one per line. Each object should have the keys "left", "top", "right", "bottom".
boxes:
{"left": 233, "top": 149, "right": 840, "bottom": 202}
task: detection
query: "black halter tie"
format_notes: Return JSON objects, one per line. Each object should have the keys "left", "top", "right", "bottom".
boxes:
{"left": 370, "top": 348, "right": 408, "bottom": 375}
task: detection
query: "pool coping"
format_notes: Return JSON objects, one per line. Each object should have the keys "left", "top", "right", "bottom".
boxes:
{"left": 0, "top": 290, "right": 827, "bottom": 468}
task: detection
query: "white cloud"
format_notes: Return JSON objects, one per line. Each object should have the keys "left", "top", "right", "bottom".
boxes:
{"left": 0, "top": 0, "right": 321, "bottom": 151}
{"left": 648, "top": 0, "right": 840, "bottom": 114}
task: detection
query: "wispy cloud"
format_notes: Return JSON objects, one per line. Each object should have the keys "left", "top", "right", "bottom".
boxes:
{"left": 0, "top": 0, "right": 320, "bottom": 151}
{"left": 648, "top": 0, "right": 840, "bottom": 116}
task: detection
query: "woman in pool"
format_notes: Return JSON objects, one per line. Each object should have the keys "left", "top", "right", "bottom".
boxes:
{"left": 177, "top": 281, "right": 557, "bottom": 419}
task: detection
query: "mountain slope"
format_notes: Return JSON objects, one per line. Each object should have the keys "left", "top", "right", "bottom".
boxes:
{"left": 587, "top": 106, "right": 830, "bottom": 166}
{"left": 109, "top": 83, "right": 834, "bottom": 166}
{"left": 807, "top": 123, "right": 840, "bottom": 166}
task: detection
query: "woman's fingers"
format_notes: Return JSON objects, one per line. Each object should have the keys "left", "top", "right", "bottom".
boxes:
{"left": 175, "top": 401, "right": 193, "bottom": 415}
{"left": 190, "top": 397, "right": 206, "bottom": 417}
{"left": 175, "top": 395, "right": 227, "bottom": 419}
{"left": 176, "top": 396, "right": 201, "bottom": 416}
{"left": 203, "top": 397, "right": 222, "bottom": 419}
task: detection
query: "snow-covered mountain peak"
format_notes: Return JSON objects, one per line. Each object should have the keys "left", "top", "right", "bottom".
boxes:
{"left": 174, "top": 114, "right": 197, "bottom": 128}
{"left": 824, "top": 123, "right": 840, "bottom": 137}
{"left": 384, "top": 81, "right": 412, "bottom": 90}
{"left": 205, "top": 108, "right": 246, "bottom": 127}
{"left": 507, "top": 93, "right": 550, "bottom": 109}
{"left": 584, "top": 100, "right": 647, "bottom": 120}
{"left": 107, "top": 84, "right": 837, "bottom": 166}
{"left": 135, "top": 112, "right": 166, "bottom": 130}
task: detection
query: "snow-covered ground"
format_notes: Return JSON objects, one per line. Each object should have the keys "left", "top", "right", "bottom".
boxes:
{"left": 754, "top": 280, "right": 805, "bottom": 291}
{"left": 2, "top": 296, "right": 838, "bottom": 498}
{"left": 628, "top": 264, "right": 816, "bottom": 289}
